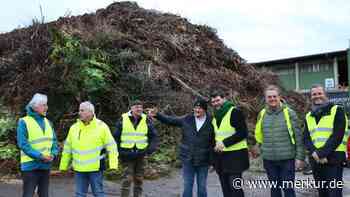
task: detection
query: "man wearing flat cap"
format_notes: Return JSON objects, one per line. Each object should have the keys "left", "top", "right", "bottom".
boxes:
{"left": 148, "top": 98, "right": 215, "bottom": 197}
{"left": 113, "top": 100, "right": 158, "bottom": 197}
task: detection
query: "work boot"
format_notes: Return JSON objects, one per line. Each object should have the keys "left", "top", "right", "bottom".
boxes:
{"left": 121, "top": 176, "right": 132, "bottom": 197}
{"left": 133, "top": 176, "right": 143, "bottom": 197}
{"left": 302, "top": 164, "right": 313, "bottom": 175}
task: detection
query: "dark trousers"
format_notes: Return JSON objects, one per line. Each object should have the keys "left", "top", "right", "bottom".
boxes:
{"left": 263, "top": 159, "right": 296, "bottom": 197}
{"left": 21, "top": 169, "right": 50, "bottom": 197}
{"left": 311, "top": 161, "right": 343, "bottom": 197}
{"left": 120, "top": 157, "right": 145, "bottom": 197}
{"left": 217, "top": 172, "right": 244, "bottom": 197}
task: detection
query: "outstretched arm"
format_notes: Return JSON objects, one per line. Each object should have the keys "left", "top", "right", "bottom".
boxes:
{"left": 155, "top": 112, "right": 184, "bottom": 127}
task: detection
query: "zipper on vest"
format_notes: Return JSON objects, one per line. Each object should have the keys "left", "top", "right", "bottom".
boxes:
{"left": 78, "top": 130, "right": 82, "bottom": 140}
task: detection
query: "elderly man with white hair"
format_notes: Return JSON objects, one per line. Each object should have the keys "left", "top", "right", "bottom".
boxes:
{"left": 59, "top": 101, "right": 118, "bottom": 197}
{"left": 17, "top": 93, "right": 59, "bottom": 197}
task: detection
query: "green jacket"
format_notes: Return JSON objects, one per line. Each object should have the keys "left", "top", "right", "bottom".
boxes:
{"left": 257, "top": 104, "right": 304, "bottom": 161}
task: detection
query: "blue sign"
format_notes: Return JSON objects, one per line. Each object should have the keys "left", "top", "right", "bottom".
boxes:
{"left": 328, "top": 91, "right": 350, "bottom": 114}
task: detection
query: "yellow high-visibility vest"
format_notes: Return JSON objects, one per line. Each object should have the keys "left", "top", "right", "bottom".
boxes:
{"left": 305, "top": 105, "right": 348, "bottom": 152}
{"left": 255, "top": 106, "right": 295, "bottom": 144}
{"left": 20, "top": 116, "right": 54, "bottom": 163}
{"left": 59, "top": 117, "right": 118, "bottom": 172}
{"left": 120, "top": 113, "right": 148, "bottom": 149}
{"left": 212, "top": 106, "right": 248, "bottom": 151}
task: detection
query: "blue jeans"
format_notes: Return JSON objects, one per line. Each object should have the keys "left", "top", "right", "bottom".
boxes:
{"left": 263, "top": 159, "right": 296, "bottom": 197}
{"left": 182, "top": 162, "right": 209, "bottom": 197}
{"left": 75, "top": 171, "right": 104, "bottom": 197}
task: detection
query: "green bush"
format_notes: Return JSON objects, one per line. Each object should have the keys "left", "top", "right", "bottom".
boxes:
{"left": 49, "top": 28, "right": 118, "bottom": 95}
{"left": 149, "top": 145, "right": 177, "bottom": 164}
{"left": 104, "top": 167, "right": 124, "bottom": 181}
{"left": 0, "top": 143, "right": 19, "bottom": 160}
{"left": 0, "top": 101, "right": 16, "bottom": 142}
{"left": 0, "top": 117, "right": 16, "bottom": 141}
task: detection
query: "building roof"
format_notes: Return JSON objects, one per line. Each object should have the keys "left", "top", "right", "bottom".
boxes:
{"left": 252, "top": 49, "right": 348, "bottom": 66}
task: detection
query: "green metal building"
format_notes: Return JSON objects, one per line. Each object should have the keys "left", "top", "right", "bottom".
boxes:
{"left": 253, "top": 48, "right": 350, "bottom": 92}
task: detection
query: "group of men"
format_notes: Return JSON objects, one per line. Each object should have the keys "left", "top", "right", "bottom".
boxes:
{"left": 17, "top": 83, "right": 348, "bottom": 197}
{"left": 253, "top": 84, "right": 347, "bottom": 197}
{"left": 17, "top": 95, "right": 157, "bottom": 197}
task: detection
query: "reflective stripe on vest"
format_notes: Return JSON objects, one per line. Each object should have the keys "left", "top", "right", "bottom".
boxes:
{"left": 73, "top": 154, "right": 106, "bottom": 166}
{"left": 255, "top": 107, "right": 295, "bottom": 144}
{"left": 306, "top": 105, "right": 348, "bottom": 152}
{"left": 120, "top": 113, "right": 149, "bottom": 149}
{"left": 67, "top": 118, "right": 116, "bottom": 171}
{"left": 20, "top": 116, "right": 54, "bottom": 163}
{"left": 212, "top": 106, "right": 248, "bottom": 151}
{"left": 64, "top": 140, "right": 117, "bottom": 155}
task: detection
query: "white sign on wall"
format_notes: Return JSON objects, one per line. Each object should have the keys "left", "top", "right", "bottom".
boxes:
{"left": 325, "top": 78, "right": 335, "bottom": 89}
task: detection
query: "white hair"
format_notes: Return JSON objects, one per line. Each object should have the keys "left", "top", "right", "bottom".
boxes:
{"left": 80, "top": 101, "right": 95, "bottom": 114}
{"left": 28, "top": 93, "right": 48, "bottom": 108}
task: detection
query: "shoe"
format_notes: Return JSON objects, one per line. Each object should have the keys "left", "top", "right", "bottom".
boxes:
{"left": 303, "top": 169, "right": 313, "bottom": 175}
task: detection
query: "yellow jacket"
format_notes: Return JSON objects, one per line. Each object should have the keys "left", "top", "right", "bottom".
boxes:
{"left": 59, "top": 117, "right": 118, "bottom": 172}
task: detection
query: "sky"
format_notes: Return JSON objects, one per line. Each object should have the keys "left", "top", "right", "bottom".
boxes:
{"left": 1, "top": 0, "right": 350, "bottom": 63}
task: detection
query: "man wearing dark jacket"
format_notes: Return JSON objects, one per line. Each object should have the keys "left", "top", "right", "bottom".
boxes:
{"left": 149, "top": 98, "right": 215, "bottom": 197}
{"left": 304, "top": 84, "right": 348, "bottom": 197}
{"left": 210, "top": 90, "right": 249, "bottom": 197}
{"left": 113, "top": 100, "right": 158, "bottom": 197}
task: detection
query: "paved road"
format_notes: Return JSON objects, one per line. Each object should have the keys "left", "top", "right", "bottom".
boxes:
{"left": 2, "top": 168, "right": 350, "bottom": 197}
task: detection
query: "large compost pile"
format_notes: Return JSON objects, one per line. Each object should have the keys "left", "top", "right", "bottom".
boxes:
{"left": 0, "top": 2, "right": 307, "bottom": 173}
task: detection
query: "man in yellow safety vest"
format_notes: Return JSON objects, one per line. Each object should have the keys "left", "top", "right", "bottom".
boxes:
{"left": 210, "top": 89, "right": 249, "bottom": 197}
{"left": 113, "top": 100, "right": 158, "bottom": 197}
{"left": 254, "top": 85, "right": 304, "bottom": 197}
{"left": 304, "top": 84, "right": 348, "bottom": 197}
{"left": 59, "top": 101, "right": 118, "bottom": 197}
{"left": 17, "top": 93, "right": 58, "bottom": 197}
